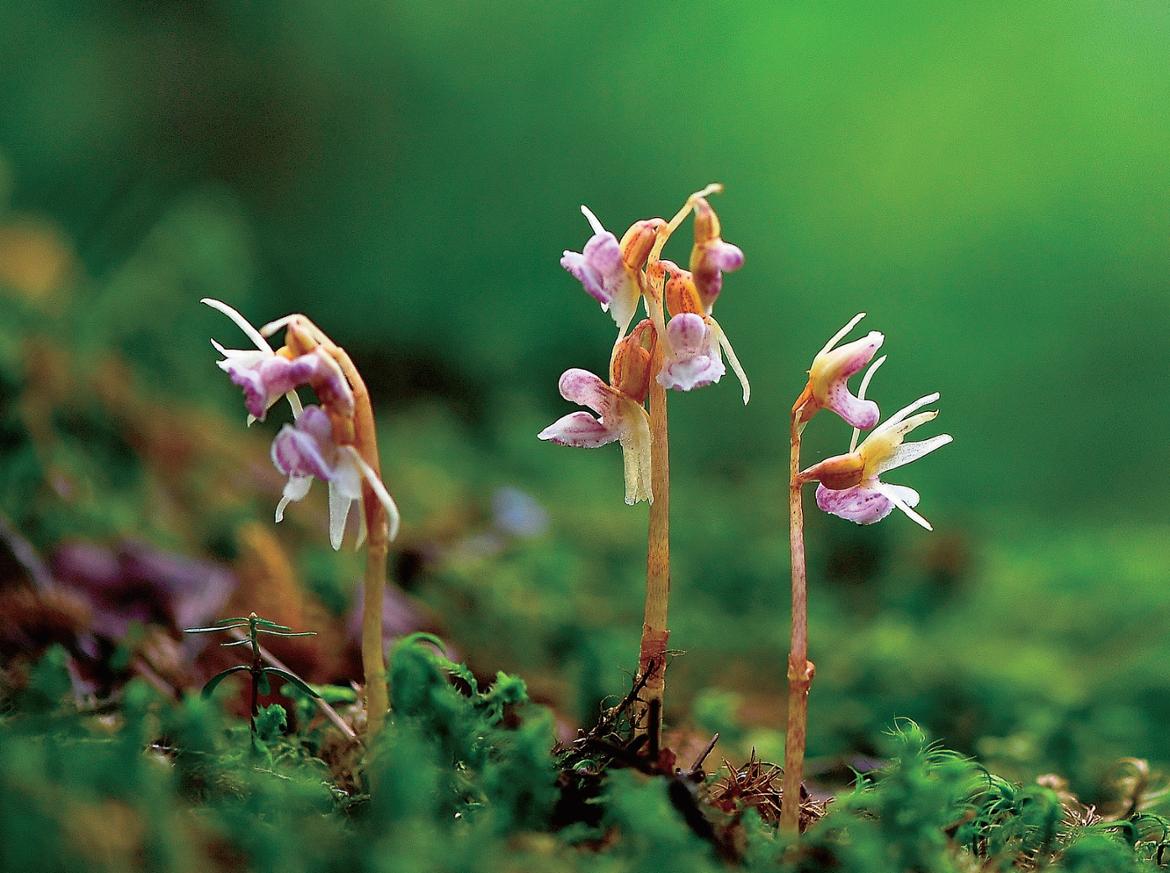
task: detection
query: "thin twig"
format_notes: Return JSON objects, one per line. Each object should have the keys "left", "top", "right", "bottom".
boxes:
{"left": 689, "top": 732, "right": 720, "bottom": 774}
{"left": 0, "top": 510, "right": 54, "bottom": 590}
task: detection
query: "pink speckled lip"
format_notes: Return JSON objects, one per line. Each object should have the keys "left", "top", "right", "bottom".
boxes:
{"left": 657, "top": 313, "right": 725, "bottom": 392}
{"left": 815, "top": 483, "right": 894, "bottom": 525}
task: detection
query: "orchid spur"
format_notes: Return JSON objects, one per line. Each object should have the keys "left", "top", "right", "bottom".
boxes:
{"left": 801, "top": 390, "right": 953, "bottom": 530}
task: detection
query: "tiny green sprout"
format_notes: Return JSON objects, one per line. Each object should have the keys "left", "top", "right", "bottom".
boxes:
{"left": 184, "top": 612, "right": 320, "bottom": 741}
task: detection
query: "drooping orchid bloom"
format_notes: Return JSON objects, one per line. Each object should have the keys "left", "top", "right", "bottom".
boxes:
{"left": 561, "top": 206, "right": 664, "bottom": 336}
{"left": 271, "top": 405, "right": 400, "bottom": 549}
{"left": 800, "top": 392, "right": 952, "bottom": 530}
{"left": 205, "top": 298, "right": 305, "bottom": 423}
{"left": 795, "top": 313, "right": 885, "bottom": 430}
{"left": 537, "top": 324, "right": 655, "bottom": 504}
{"left": 689, "top": 196, "right": 744, "bottom": 311}
{"left": 656, "top": 262, "right": 750, "bottom": 403}
{"left": 203, "top": 298, "right": 399, "bottom": 550}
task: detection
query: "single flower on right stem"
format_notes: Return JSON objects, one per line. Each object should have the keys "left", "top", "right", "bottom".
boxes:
{"left": 794, "top": 312, "right": 884, "bottom": 430}
{"left": 801, "top": 392, "right": 953, "bottom": 530}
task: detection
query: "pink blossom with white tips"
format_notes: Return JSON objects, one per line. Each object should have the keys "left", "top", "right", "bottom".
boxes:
{"left": 204, "top": 298, "right": 306, "bottom": 423}
{"left": 804, "top": 392, "right": 952, "bottom": 530}
{"left": 206, "top": 298, "right": 356, "bottom": 425}
{"left": 657, "top": 313, "right": 725, "bottom": 392}
{"left": 803, "top": 313, "right": 885, "bottom": 430}
{"left": 560, "top": 206, "right": 644, "bottom": 334}
{"left": 271, "top": 405, "right": 401, "bottom": 550}
{"left": 538, "top": 368, "right": 653, "bottom": 505}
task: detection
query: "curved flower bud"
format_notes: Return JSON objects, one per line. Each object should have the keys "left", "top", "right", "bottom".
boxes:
{"left": 538, "top": 368, "right": 653, "bottom": 504}
{"left": 270, "top": 405, "right": 400, "bottom": 549}
{"left": 802, "top": 393, "right": 951, "bottom": 530}
{"left": 800, "top": 313, "right": 884, "bottom": 429}
{"left": 689, "top": 197, "right": 744, "bottom": 312}
{"left": 561, "top": 206, "right": 663, "bottom": 334}
{"left": 612, "top": 319, "right": 656, "bottom": 404}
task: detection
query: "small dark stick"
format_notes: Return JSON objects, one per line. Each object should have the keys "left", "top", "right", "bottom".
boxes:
{"left": 647, "top": 698, "right": 661, "bottom": 762}
{"left": 688, "top": 732, "right": 720, "bottom": 776}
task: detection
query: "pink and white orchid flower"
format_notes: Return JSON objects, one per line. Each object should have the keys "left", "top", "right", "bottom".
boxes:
{"left": 538, "top": 367, "right": 653, "bottom": 505}
{"left": 204, "top": 298, "right": 399, "bottom": 550}
{"left": 204, "top": 298, "right": 306, "bottom": 423}
{"left": 271, "top": 405, "right": 400, "bottom": 549}
{"left": 561, "top": 206, "right": 664, "bottom": 335}
{"left": 796, "top": 312, "right": 885, "bottom": 430}
{"left": 801, "top": 392, "right": 952, "bottom": 530}
{"left": 655, "top": 263, "right": 750, "bottom": 403}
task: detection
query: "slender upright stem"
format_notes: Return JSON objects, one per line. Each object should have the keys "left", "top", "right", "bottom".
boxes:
{"left": 362, "top": 534, "right": 389, "bottom": 737}
{"left": 247, "top": 615, "right": 261, "bottom": 736}
{"left": 636, "top": 340, "right": 670, "bottom": 745}
{"left": 330, "top": 346, "right": 391, "bottom": 742}
{"left": 781, "top": 412, "right": 814, "bottom": 833}
{"left": 249, "top": 666, "right": 260, "bottom": 736}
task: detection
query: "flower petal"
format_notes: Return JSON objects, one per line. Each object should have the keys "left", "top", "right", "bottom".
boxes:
{"left": 225, "top": 362, "right": 270, "bottom": 420}
{"left": 616, "top": 398, "right": 653, "bottom": 505}
{"left": 557, "top": 368, "right": 614, "bottom": 416}
{"left": 275, "top": 475, "right": 313, "bottom": 523}
{"left": 327, "top": 483, "right": 354, "bottom": 551}
{"left": 824, "top": 379, "right": 881, "bottom": 430}
{"left": 809, "top": 329, "right": 884, "bottom": 428}
{"left": 815, "top": 483, "right": 894, "bottom": 525}
{"left": 665, "top": 312, "right": 708, "bottom": 356}
{"left": 878, "top": 482, "right": 933, "bottom": 530}
{"left": 815, "top": 332, "right": 885, "bottom": 383}
{"left": 561, "top": 251, "right": 608, "bottom": 305}
{"left": 692, "top": 241, "right": 744, "bottom": 311}
{"left": 874, "top": 434, "right": 953, "bottom": 476}
{"left": 850, "top": 355, "right": 886, "bottom": 452}
{"left": 817, "top": 312, "right": 866, "bottom": 358}
{"left": 880, "top": 393, "right": 941, "bottom": 430}
{"left": 345, "top": 446, "right": 402, "bottom": 542}
{"left": 712, "top": 318, "right": 750, "bottom": 405}
{"left": 538, "top": 411, "right": 618, "bottom": 448}
{"left": 582, "top": 229, "right": 623, "bottom": 277}
{"left": 202, "top": 298, "right": 273, "bottom": 353}
{"left": 604, "top": 273, "right": 642, "bottom": 336}
{"left": 271, "top": 422, "right": 334, "bottom": 481}
{"left": 658, "top": 314, "right": 729, "bottom": 393}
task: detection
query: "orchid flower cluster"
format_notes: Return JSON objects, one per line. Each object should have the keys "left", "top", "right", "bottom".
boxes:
{"left": 203, "top": 298, "right": 400, "bottom": 549}
{"left": 795, "top": 312, "right": 952, "bottom": 529}
{"left": 539, "top": 186, "right": 750, "bottom": 503}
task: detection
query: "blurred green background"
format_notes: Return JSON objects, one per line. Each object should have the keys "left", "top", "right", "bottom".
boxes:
{"left": 2, "top": 1, "right": 1169, "bottom": 790}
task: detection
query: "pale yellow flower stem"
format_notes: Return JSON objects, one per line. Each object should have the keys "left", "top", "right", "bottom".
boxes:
{"left": 325, "top": 345, "right": 391, "bottom": 743}
{"left": 631, "top": 183, "right": 722, "bottom": 746}
{"left": 781, "top": 407, "right": 814, "bottom": 834}
{"left": 635, "top": 337, "right": 671, "bottom": 745}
